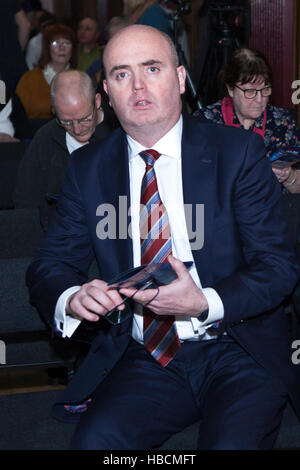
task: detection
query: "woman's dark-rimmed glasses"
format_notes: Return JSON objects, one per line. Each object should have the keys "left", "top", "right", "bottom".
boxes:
{"left": 234, "top": 84, "right": 272, "bottom": 99}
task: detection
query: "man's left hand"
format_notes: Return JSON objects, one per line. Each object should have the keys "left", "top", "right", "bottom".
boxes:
{"left": 119, "top": 255, "right": 208, "bottom": 317}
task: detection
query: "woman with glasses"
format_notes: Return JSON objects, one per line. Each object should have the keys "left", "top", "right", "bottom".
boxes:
{"left": 16, "top": 23, "right": 77, "bottom": 120}
{"left": 195, "top": 47, "right": 300, "bottom": 193}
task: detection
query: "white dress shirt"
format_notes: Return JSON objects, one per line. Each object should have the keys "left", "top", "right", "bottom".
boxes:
{"left": 54, "top": 116, "right": 224, "bottom": 339}
{"left": 65, "top": 132, "right": 86, "bottom": 154}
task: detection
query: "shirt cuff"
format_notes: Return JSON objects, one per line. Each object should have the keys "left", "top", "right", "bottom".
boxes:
{"left": 190, "top": 287, "right": 224, "bottom": 332}
{"left": 54, "top": 286, "right": 82, "bottom": 338}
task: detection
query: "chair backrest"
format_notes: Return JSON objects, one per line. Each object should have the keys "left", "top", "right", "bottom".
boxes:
{"left": 0, "top": 257, "right": 47, "bottom": 334}
{"left": 0, "top": 142, "right": 29, "bottom": 209}
{"left": 28, "top": 118, "right": 51, "bottom": 136}
{"left": 0, "top": 255, "right": 82, "bottom": 371}
{"left": 0, "top": 208, "right": 44, "bottom": 258}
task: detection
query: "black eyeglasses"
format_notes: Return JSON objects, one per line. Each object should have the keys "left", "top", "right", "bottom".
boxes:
{"left": 56, "top": 102, "right": 98, "bottom": 129}
{"left": 104, "top": 280, "right": 159, "bottom": 326}
{"left": 234, "top": 84, "right": 272, "bottom": 99}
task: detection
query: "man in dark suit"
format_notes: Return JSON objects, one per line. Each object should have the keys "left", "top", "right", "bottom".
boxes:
{"left": 27, "top": 25, "right": 300, "bottom": 449}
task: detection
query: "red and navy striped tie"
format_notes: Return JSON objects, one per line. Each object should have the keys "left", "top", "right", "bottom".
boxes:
{"left": 139, "top": 149, "right": 181, "bottom": 367}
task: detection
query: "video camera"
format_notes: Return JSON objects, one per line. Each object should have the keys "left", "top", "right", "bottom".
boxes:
{"left": 161, "top": 0, "right": 190, "bottom": 17}
{"left": 206, "top": 0, "right": 247, "bottom": 42}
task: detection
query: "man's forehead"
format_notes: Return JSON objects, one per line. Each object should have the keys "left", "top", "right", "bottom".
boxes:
{"left": 56, "top": 96, "right": 93, "bottom": 115}
{"left": 104, "top": 28, "right": 169, "bottom": 65}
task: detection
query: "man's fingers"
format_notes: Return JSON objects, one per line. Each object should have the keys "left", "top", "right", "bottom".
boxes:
{"left": 167, "top": 254, "right": 189, "bottom": 280}
{"left": 119, "top": 286, "right": 158, "bottom": 305}
{"left": 67, "top": 281, "right": 125, "bottom": 322}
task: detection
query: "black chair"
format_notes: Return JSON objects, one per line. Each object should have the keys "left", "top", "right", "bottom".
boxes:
{"left": 0, "top": 208, "right": 80, "bottom": 377}
{"left": 0, "top": 142, "right": 29, "bottom": 209}
{"left": 0, "top": 208, "right": 44, "bottom": 258}
{"left": 0, "top": 256, "right": 78, "bottom": 374}
{"left": 28, "top": 118, "right": 51, "bottom": 136}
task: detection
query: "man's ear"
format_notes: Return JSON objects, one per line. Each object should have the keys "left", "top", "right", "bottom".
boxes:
{"left": 177, "top": 65, "right": 186, "bottom": 95}
{"left": 103, "top": 79, "right": 108, "bottom": 95}
{"left": 103, "top": 80, "right": 112, "bottom": 106}
{"left": 95, "top": 92, "right": 102, "bottom": 108}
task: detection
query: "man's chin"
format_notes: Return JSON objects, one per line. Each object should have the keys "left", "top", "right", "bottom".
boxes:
{"left": 71, "top": 132, "right": 93, "bottom": 144}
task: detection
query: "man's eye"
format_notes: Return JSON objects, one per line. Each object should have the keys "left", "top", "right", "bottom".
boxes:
{"left": 116, "top": 72, "right": 128, "bottom": 80}
{"left": 148, "top": 66, "right": 159, "bottom": 73}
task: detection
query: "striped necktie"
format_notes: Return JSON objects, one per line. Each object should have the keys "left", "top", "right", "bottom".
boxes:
{"left": 139, "top": 149, "right": 181, "bottom": 367}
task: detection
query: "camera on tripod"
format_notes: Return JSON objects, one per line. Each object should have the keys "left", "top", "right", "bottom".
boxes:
{"left": 168, "top": 0, "right": 191, "bottom": 16}
{"left": 208, "top": 0, "right": 246, "bottom": 47}
{"left": 196, "top": 0, "right": 250, "bottom": 106}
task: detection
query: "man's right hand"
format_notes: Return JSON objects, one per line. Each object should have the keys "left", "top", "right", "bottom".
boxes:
{"left": 0, "top": 132, "right": 20, "bottom": 142}
{"left": 66, "top": 279, "right": 125, "bottom": 322}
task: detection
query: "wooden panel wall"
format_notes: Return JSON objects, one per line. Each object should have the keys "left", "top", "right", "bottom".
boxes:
{"left": 250, "top": 0, "right": 295, "bottom": 108}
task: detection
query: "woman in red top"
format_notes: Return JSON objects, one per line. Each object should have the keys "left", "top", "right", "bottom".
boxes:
{"left": 195, "top": 47, "right": 300, "bottom": 194}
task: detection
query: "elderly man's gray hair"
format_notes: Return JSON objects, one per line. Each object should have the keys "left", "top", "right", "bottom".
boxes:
{"left": 50, "top": 70, "right": 96, "bottom": 109}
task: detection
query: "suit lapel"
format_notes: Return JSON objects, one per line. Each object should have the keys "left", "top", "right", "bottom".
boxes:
{"left": 96, "top": 130, "right": 133, "bottom": 277}
{"left": 181, "top": 115, "right": 216, "bottom": 285}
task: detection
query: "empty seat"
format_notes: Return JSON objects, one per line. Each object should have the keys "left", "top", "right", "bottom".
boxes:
{"left": 0, "top": 208, "right": 81, "bottom": 375}
{"left": 0, "top": 256, "right": 79, "bottom": 373}
{"left": 0, "top": 208, "right": 44, "bottom": 258}
{"left": 0, "top": 142, "right": 29, "bottom": 209}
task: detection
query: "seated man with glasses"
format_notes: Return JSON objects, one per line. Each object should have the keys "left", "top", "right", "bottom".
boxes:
{"left": 13, "top": 69, "right": 119, "bottom": 229}
{"left": 194, "top": 47, "right": 300, "bottom": 193}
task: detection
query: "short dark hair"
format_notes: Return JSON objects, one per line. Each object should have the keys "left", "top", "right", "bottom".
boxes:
{"left": 39, "top": 24, "right": 77, "bottom": 69}
{"left": 224, "top": 48, "right": 273, "bottom": 88}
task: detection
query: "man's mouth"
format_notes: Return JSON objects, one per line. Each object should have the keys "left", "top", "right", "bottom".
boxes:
{"left": 134, "top": 99, "right": 151, "bottom": 107}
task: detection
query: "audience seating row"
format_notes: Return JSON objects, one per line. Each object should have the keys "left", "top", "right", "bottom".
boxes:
{"left": 0, "top": 142, "right": 29, "bottom": 209}
{"left": 0, "top": 208, "right": 85, "bottom": 376}
{"left": 0, "top": 118, "right": 50, "bottom": 209}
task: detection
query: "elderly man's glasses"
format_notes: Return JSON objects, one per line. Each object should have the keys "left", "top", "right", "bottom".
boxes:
{"left": 234, "top": 85, "right": 272, "bottom": 99}
{"left": 51, "top": 40, "right": 72, "bottom": 48}
{"left": 56, "top": 102, "right": 98, "bottom": 129}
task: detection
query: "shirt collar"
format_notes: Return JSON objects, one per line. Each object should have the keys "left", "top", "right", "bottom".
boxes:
{"left": 127, "top": 115, "right": 183, "bottom": 162}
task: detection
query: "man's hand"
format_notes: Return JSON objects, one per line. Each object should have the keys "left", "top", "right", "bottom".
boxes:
{"left": 0, "top": 133, "right": 20, "bottom": 143}
{"left": 119, "top": 255, "right": 208, "bottom": 317}
{"left": 272, "top": 166, "right": 293, "bottom": 184}
{"left": 66, "top": 279, "right": 125, "bottom": 322}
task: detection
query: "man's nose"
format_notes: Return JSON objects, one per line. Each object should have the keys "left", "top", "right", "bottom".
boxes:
{"left": 132, "top": 73, "right": 145, "bottom": 92}
{"left": 72, "top": 121, "right": 81, "bottom": 134}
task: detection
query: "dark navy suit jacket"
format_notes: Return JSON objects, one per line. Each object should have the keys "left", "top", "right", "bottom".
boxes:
{"left": 27, "top": 114, "right": 300, "bottom": 421}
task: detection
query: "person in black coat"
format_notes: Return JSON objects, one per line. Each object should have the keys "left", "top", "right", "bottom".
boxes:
{"left": 13, "top": 69, "right": 118, "bottom": 228}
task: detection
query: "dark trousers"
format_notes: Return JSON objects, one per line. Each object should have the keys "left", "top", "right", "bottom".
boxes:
{"left": 70, "top": 336, "right": 287, "bottom": 450}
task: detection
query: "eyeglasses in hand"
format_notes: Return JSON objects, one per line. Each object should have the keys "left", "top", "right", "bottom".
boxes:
{"left": 104, "top": 279, "right": 159, "bottom": 326}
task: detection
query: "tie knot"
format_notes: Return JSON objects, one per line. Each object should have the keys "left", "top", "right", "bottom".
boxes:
{"left": 140, "top": 149, "right": 161, "bottom": 167}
